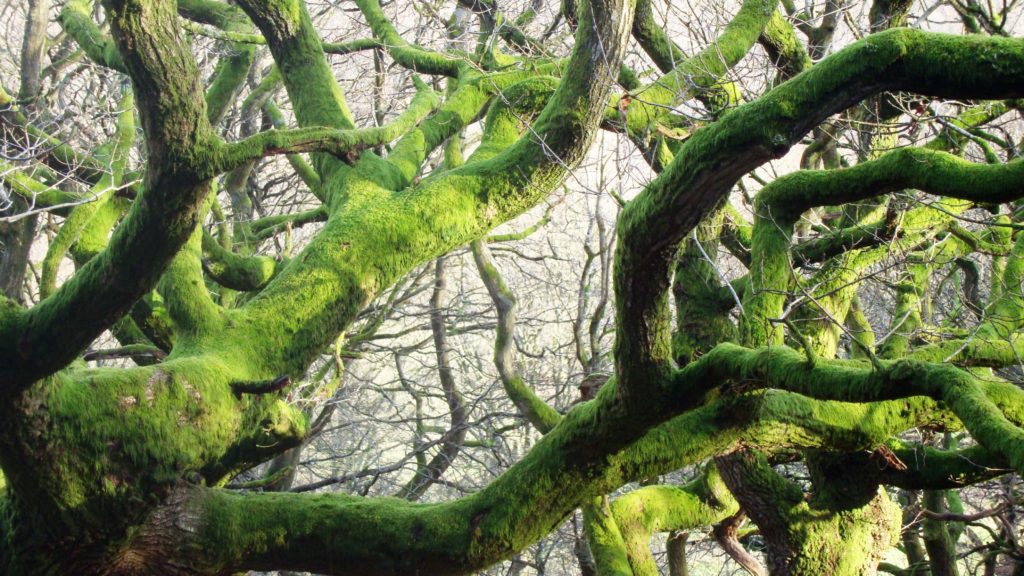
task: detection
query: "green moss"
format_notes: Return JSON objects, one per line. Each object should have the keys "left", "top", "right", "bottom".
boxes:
{"left": 159, "top": 225, "right": 225, "bottom": 338}
{"left": 206, "top": 82, "right": 440, "bottom": 180}
{"left": 758, "top": 9, "right": 812, "bottom": 79}
{"left": 600, "top": 467, "right": 738, "bottom": 575}
{"left": 584, "top": 497, "right": 633, "bottom": 576}
{"left": 673, "top": 208, "right": 739, "bottom": 363}
{"left": 60, "top": 0, "right": 126, "bottom": 71}
{"left": 201, "top": 230, "right": 280, "bottom": 292}
{"left": 40, "top": 94, "right": 135, "bottom": 298}
{"left": 354, "top": 0, "right": 467, "bottom": 77}
{"left": 8, "top": 0, "right": 1024, "bottom": 572}
{"left": 235, "top": 0, "right": 357, "bottom": 180}
{"left": 613, "top": 0, "right": 776, "bottom": 135}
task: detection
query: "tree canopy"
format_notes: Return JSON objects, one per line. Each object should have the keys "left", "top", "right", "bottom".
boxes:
{"left": 1, "top": 0, "right": 1024, "bottom": 574}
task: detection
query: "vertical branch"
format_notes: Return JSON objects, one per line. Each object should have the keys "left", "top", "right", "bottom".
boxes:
{"left": 0, "top": 0, "right": 50, "bottom": 302}
{"left": 234, "top": 0, "right": 356, "bottom": 181}
{"left": 472, "top": 240, "right": 562, "bottom": 432}
{"left": 397, "top": 257, "right": 468, "bottom": 500}
{"left": 19, "top": 0, "right": 50, "bottom": 100}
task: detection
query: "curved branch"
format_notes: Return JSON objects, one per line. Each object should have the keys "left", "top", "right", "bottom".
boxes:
{"left": 614, "top": 29, "right": 1024, "bottom": 406}
{"left": 136, "top": 369, "right": 961, "bottom": 574}
{"left": 743, "top": 147, "right": 1024, "bottom": 346}
{"left": 0, "top": 0, "right": 216, "bottom": 386}
{"left": 472, "top": 239, "right": 562, "bottom": 432}
{"left": 629, "top": 0, "right": 687, "bottom": 74}
{"left": 713, "top": 512, "right": 767, "bottom": 576}
{"left": 690, "top": 344, "right": 1024, "bottom": 473}
{"left": 355, "top": 0, "right": 468, "bottom": 77}
{"left": 220, "top": 0, "right": 636, "bottom": 378}
{"left": 608, "top": 468, "right": 740, "bottom": 575}
{"left": 60, "top": 0, "right": 126, "bottom": 71}
{"left": 759, "top": 148, "right": 1024, "bottom": 222}
{"left": 201, "top": 231, "right": 279, "bottom": 292}
{"left": 206, "top": 82, "right": 440, "bottom": 178}
{"left": 613, "top": 0, "right": 777, "bottom": 135}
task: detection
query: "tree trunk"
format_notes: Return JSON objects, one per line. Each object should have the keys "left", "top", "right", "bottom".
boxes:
{"left": 717, "top": 451, "right": 900, "bottom": 576}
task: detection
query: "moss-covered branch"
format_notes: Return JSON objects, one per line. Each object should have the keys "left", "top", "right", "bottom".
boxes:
{"left": 0, "top": 0, "right": 216, "bottom": 387}
{"left": 758, "top": 148, "right": 1024, "bottom": 223}
{"left": 831, "top": 441, "right": 1010, "bottom": 491}
{"left": 220, "top": 0, "right": 636, "bottom": 379}
{"left": 689, "top": 344, "right": 1024, "bottom": 472}
{"left": 59, "top": 0, "right": 126, "bottom": 71}
{"left": 201, "top": 230, "right": 279, "bottom": 292}
{"left": 206, "top": 83, "right": 440, "bottom": 178}
{"left": 159, "top": 224, "right": 225, "bottom": 339}
{"left": 472, "top": 239, "right": 562, "bottom": 432}
{"left": 758, "top": 9, "right": 812, "bottom": 79}
{"left": 39, "top": 92, "right": 135, "bottom": 299}
{"left": 604, "top": 468, "right": 739, "bottom": 575}
{"left": 180, "top": 19, "right": 383, "bottom": 55}
{"left": 355, "top": 0, "right": 467, "bottom": 77}
{"left": 743, "top": 146, "right": 1023, "bottom": 347}
{"left": 122, "top": 353, "right": 965, "bottom": 574}
{"left": 717, "top": 449, "right": 900, "bottom": 575}
{"left": 614, "top": 29, "right": 1024, "bottom": 406}
{"left": 611, "top": 0, "right": 776, "bottom": 136}
{"left": 0, "top": 161, "right": 96, "bottom": 213}
{"left": 629, "top": 0, "right": 687, "bottom": 74}
{"left": 235, "top": 0, "right": 356, "bottom": 137}
{"left": 183, "top": 0, "right": 257, "bottom": 127}
{"left": 249, "top": 207, "right": 328, "bottom": 241}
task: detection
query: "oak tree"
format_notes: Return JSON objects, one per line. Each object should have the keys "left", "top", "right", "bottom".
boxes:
{"left": 1, "top": 0, "right": 1024, "bottom": 574}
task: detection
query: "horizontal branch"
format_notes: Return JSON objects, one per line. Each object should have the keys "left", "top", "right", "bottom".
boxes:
{"left": 759, "top": 147, "right": 1024, "bottom": 220}
{"left": 908, "top": 333, "right": 1024, "bottom": 368}
{"left": 181, "top": 19, "right": 383, "bottom": 56}
{"left": 0, "top": 161, "right": 87, "bottom": 213}
{"left": 689, "top": 344, "right": 1024, "bottom": 473}
{"left": 205, "top": 82, "right": 440, "bottom": 178}
{"left": 921, "top": 503, "right": 1009, "bottom": 522}
{"left": 231, "top": 375, "right": 292, "bottom": 396}
{"left": 144, "top": 354, "right": 968, "bottom": 574}
{"left": 83, "top": 344, "right": 168, "bottom": 363}
{"left": 249, "top": 207, "right": 328, "bottom": 241}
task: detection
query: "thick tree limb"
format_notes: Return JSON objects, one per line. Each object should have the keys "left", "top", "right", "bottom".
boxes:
{"left": 0, "top": 0, "right": 216, "bottom": 387}
{"left": 221, "top": 0, "right": 636, "bottom": 379}
{"left": 614, "top": 29, "right": 1024, "bottom": 408}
